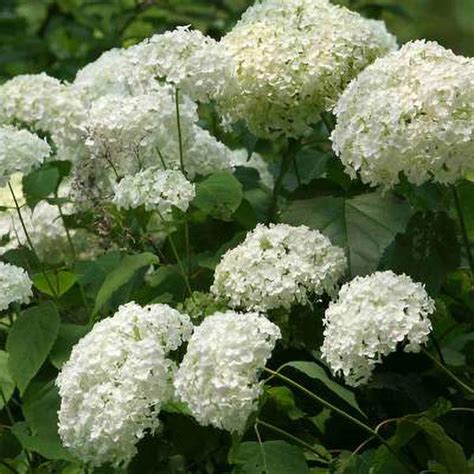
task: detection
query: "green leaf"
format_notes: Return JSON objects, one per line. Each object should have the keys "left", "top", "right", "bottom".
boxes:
{"left": 265, "top": 386, "right": 305, "bottom": 421}
{"left": 380, "top": 212, "right": 460, "bottom": 293}
{"left": 22, "top": 161, "right": 71, "bottom": 208}
{"left": 0, "top": 429, "right": 22, "bottom": 461}
{"left": 0, "top": 351, "right": 15, "bottom": 409}
{"left": 6, "top": 302, "right": 60, "bottom": 394}
{"left": 456, "top": 181, "right": 474, "bottom": 241}
{"left": 50, "top": 324, "right": 90, "bottom": 369}
{"left": 33, "top": 270, "right": 78, "bottom": 297}
{"left": 193, "top": 172, "right": 243, "bottom": 220}
{"left": 93, "top": 252, "right": 159, "bottom": 316}
{"left": 281, "top": 191, "right": 412, "bottom": 276}
{"left": 21, "top": 379, "right": 73, "bottom": 460}
{"left": 286, "top": 361, "right": 365, "bottom": 417}
{"left": 232, "top": 441, "right": 309, "bottom": 474}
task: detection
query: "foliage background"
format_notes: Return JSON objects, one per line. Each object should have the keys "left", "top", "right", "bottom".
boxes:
{"left": 0, "top": 1, "right": 473, "bottom": 473}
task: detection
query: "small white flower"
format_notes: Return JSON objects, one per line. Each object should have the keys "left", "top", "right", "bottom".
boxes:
{"left": 219, "top": 0, "right": 396, "bottom": 138}
{"left": 0, "top": 262, "right": 33, "bottom": 311}
{"left": 331, "top": 40, "right": 474, "bottom": 188}
{"left": 113, "top": 168, "right": 195, "bottom": 217}
{"left": 174, "top": 311, "right": 281, "bottom": 433}
{"left": 321, "top": 271, "right": 435, "bottom": 387}
{"left": 0, "top": 126, "right": 50, "bottom": 186}
{"left": 212, "top": 224, "right": 347, "bottom": 312}
{"left": 56, "top": 302, "right": 193, "bottom": 467}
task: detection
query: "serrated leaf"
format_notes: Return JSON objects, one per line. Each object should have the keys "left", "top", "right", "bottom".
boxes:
{"left": 193, "top": 173, "right": 243, "bottom": 220}
{"left": 232, "top": 441, "right": 309, "bottom": 474}
{"left": 281, "top": 192, "right": 412, "bottom": 276}
{"left": 6, "top": 302, "right": 59, "bottom": 394}
{"left": 286, "top": 362, "right": 365, "bottom": 417}
{"left": 93, "top": 252, "right": 159, "bottom": 316}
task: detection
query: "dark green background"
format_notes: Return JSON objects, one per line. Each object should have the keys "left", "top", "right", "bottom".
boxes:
{"left": 0, "top": 0, "right": 473, "bottom": 82}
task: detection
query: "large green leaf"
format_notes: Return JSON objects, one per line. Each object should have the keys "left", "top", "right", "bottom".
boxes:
{"left": 50, "top": 324, "right": 90, "bottom": 369}
{"left": 93, "top": 252, "right": 159, "bottom": 316}
{"left": 20, "top": 379, "right": 73, "bottom": 460}
{"left": 232, "top": 441, "right": 309, "bottom": 474}
{"left": 281, "top": 192, "right": 412, "bottom": 276}
{"left": 22, "top": 161, "right": 71, "bottom": 208}
{"left": 286, "top": 361, "right": 365, "bottom": 417}
{"left": 0, "top": 350, "right": 15, "bottom": 409}
{"left": 193, "top": 172, "right": 243, "bottom": 220}
{"left": 6, "top": 302, "right": 60, "bottom": 394}
{"left": 32, "top": 270, "right": 78, "bottom": 297}
{"left": 380, "top": 212, "right": 460, "bottom": 292}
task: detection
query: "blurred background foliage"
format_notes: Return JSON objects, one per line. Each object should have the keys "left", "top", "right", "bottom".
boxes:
{"left": 0, "top": 0, "right": 473, "bottom": 82}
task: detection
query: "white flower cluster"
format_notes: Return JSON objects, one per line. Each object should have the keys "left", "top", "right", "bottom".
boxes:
{"left": 331, "top": 40, "right": 474, "bottom": 188}
{"left": 212, "top": 224, "right": 347, "bottom": 312}
{"left": 56, "top": 302, "right": 193, "bottom": 467}
{"left": 0, "top": 126, "right": 50, "bottom": 186}
{"left": 83, "top": 86, "right": 234, "bottom": 181}
{"left": 0, "top": 262, "right": 33, "bottom": 311}
{"left": 220, "top": 0, "right": 396, "bottom": 138}
{"left": 321, "top": 271, "right": 435, "bottom": 387}
{"left": 129, "top": 26, "right": 236, "bottom": 102}
{"left": 0, "top": 73, "right": 85, "bottom": 161}
{"left": 174, "top": 311, "right": 281, "bottom": 433}
{"left": 113, "top": 168, "right": 195, "bottom": 216}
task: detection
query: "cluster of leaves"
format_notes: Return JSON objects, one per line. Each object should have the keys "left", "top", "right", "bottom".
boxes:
{"left": 0, "top": 2, "right": 473, "bottom": 474}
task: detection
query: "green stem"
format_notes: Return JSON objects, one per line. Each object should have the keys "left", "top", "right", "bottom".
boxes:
{"left": 256, "top": 418, "right": 330, "bottom": 462}
{"left": 156, "top": 211, "right": 192, "bottom": 297}
{"left": 175, "top": 88, "right": 187, "bottom": 178}
{"left": 55, "top": 194, "right": 76, "bottom": 262}
{"left": 268, "top": 140, "right": 300, "bottom": 222}
{"left": 423, "top": 348, "right": 474, "bottom": 394}
{"left": 8, "top": 182, "right": 59, "bottom": 299}
{"left": 451, "top": 185, "right": 474, "bottom": 272}
{"left": 263, "top": 368, "right": 416, "bottom": 473}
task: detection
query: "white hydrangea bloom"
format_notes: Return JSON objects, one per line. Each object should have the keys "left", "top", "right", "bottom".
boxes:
{"left": 71, "top": 48, "right": 150, "bottom": 102}
{"left": 113, "top": 168, "right": 195, "bottom": 216}
{"left": 0, "top": 262, "right": 33, "bottom": 311}
{"left": 220, "top": 0, "right": 397, "bottom": 138}
{"left": 212, "top": 224, "right": 347, "bottom": 312}
{"left": 0, "top": 73, "right": 65, "bottom": 130}
{"left": 0, "top": 73, "right": 85, "bottom": 156}
{"left": 321, "top": 271, "right": 435, "bottom": 387}
{"left": 57, "top": 302, "right": 193, "bottom": 467}
{"left": 129, "top": 26, "right": 237, "bottom": 102}
{"left": 331, "top": 40, "right": 474, "bottom": 188}
{"left": 230, "top": 149, "right": 274, "bottom": 189}
{"left": 83, "top": 87, "right": 196, "bottom": 173}
{"left": 0, "top": 126, "right": 50, "bottom": 186}
{"left": 84, "top": 88, "right": 233, "bottom": 180}
{"left": 174, "top": 311, "right": 280, "bottom": 433}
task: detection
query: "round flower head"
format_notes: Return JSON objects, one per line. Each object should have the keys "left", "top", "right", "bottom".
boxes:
{"left": 0, "top": 262, "right": 32, "bottom": 311}
{"left": 220, "top": 0, "right": 396, "bottom": 138}
{"left": 56, "top": 302, "right": 193, "bottom": 467}
{"left": 113, "top": 168, "right": 195, "bottom": 217}
{"left": 71, "top": 48, "right": 147, "bottom": 102}
{"left": 174, "top": 311, "right": 281, "bottom": 433}
{"left": 321, "top": 271, "right": 435, "bottom": 387}
{"left": 331, "top": 40, "right": 474, "bottom": 188}
{"left": 0, "top": 73, "right": 65, "bottom": 130}
{"left": 0, "top": 126, "right": 50, "bottom": 186}
{"left": 211, "top": 224, "right": 347, "bottom": 312}
{"left": 130, "top": 26, "right": 236, "bottom": 102}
